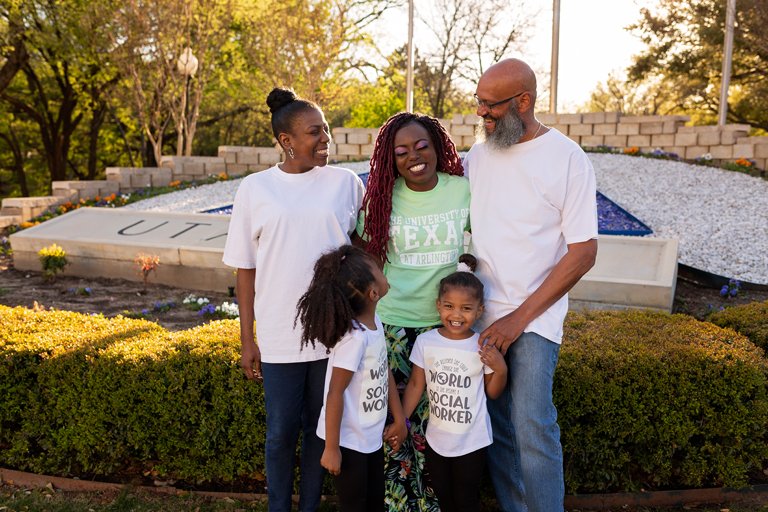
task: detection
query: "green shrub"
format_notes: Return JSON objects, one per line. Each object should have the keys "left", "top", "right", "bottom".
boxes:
{"left": 0, "top": 306, "right": 265, "bottom": 485}
{"left": 2, "top": 306, "right": 767, "bottom": 495}
{"left": 707, "top": 300, "right": 768, "bottom": 352}
{"left": 557, "top": 310, "right": 768, "bottom": 493}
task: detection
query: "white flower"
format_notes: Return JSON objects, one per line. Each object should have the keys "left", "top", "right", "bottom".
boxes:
{"left": 197, "top": 297, "right": 209, "bottom": 305}
{"left": 701, "top": 153, "right": 713, "bottom": 161}
{"left": 217, "top": 301, "right": 239, "bottom": 318}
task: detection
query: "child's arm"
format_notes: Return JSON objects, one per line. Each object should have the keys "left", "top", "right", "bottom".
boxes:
{"left": 401, "top": 365, "right": 427, "bottom": 418}
{"left": 480, "top": 344, "right": 508, "bottom": 399}
{"left": 322, "top": 367, "right": 354, "bottom": 476}
{"left": 383, "top": 369, "right": 407, "bottom": 452}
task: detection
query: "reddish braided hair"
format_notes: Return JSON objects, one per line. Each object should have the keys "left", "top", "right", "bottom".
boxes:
{"left": 361, "top": 112, "right": 464, "bottom": 263}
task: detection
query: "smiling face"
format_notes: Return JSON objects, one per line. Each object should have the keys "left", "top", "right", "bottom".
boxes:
{"left": 393, "top": 121, "right": 439, "bottom": 192}
{"left": 279, "top": 107, "right": 331, "bottom": 173}
{"left": 436, "top": 285, "right": 484, "bottom": 340}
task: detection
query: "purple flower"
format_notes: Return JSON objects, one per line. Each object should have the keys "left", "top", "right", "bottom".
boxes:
{"left": 720, "top": 285, "right": 729, "bottom": 297}
{"left": 729, "top": 288, "right": 738, "bottom": 297}
{"left": 141, "top": 308, "right": 149, "bottom": 315}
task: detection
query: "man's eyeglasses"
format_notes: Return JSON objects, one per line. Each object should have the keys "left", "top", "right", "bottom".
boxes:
{"left": 473, "top": 91, "right": 526, "bottom": 110}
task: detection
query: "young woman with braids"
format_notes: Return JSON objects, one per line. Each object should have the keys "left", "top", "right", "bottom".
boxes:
{"left": 357, "top": 112, "right": 469, "bottom": 511}
{"left": 295, "top": 244, "right": 407, "bottom": 512}
{"left": 223, "top": 87, "right": 364, "bottom": 512}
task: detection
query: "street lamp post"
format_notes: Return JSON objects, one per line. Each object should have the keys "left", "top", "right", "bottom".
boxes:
{"left": 550, "top": 0, "right": 561, "bottom": 114}
{"left": 177, "top": 47, "right": 198, "bottom": 156}
{"left": 406, "top": 0, "right": 414, "bottom": 113}
{"left": 718, "top": 0, "right": 736, "bottom": 127}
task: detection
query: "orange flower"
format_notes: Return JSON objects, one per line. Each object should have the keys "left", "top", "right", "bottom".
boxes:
{"left": 623, "top": 146, "right": 640, "bottom": 155}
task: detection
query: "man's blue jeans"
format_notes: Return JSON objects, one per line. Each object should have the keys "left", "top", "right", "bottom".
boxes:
{"left": 487, "top": 331, "right": 564, "bottom": 512}
{"left": 261, "top": 359, "right": 328, "bottom": 512}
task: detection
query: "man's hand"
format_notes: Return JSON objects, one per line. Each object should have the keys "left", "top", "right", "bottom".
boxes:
{"left": 241, "top": 340, "right": 262, "bottom": 380}
{"left": 479, "top": 310, "right": 526, "bottom": 355}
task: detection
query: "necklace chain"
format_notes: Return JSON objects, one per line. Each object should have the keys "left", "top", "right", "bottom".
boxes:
{"left": 532, "top": 121, "right": 543, "bottom": 139}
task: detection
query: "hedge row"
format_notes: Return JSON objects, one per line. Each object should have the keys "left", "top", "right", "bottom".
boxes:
{"left": 0, "top": 306, "right": 265, "bottom": 485}
{"left": 1, "top": 305, "right": 767, "bottom": 494}
{"left": 707, "top": 300, "right": 768, "bottom": 352}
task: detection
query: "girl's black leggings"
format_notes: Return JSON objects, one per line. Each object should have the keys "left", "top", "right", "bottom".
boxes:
{"left": 334, "top": 446, "right": 384, "bottom": 512}
{"left": 425, "top": 442, "right": 486, "bottom": 512}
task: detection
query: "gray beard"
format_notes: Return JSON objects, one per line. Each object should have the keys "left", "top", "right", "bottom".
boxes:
{"left": 475, "top": 104, "right": 526, "bottom": 150}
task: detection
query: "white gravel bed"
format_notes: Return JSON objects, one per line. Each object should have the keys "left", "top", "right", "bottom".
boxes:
{"left": 123, "top": 155, "right": 768, "bottom": 284}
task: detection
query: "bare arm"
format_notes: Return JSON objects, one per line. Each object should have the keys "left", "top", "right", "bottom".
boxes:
{"left": 480, "top": 344, "right": 508, "bottom": 399}
{"left": 401, "top": 365, "right": 427, "bottom": 418}
{"left": 480, "top": 239, "right": 597, "bottom": 354}
{"left": 236, "top": 268, "right": 260, "bottom": 380}
{"left": 383, "top": 369, "right": 407, "bottom": 451}
{"left": 322, "top": 367, "right": 355, "bottom": 476}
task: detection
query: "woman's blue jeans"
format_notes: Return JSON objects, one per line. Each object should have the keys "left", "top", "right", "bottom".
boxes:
{"left": 261, "top": 359, "right": 328, "bottom": 512}
{"left": 487, "top": 331, "right": 564, "bottom": 512}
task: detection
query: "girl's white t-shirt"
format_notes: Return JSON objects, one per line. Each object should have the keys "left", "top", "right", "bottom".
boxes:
{"left": 410, "top": 329, "right": 493, "bottom": 457}
{"left": 222, "top": 165, "right": 364, "bottom": 363}
{"left": 316, "top": 316, "right": 389, "bottom": 454}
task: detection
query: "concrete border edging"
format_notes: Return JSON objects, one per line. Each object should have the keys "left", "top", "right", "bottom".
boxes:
{"left": 3, "top": 467, "right": 767, "bottom": 509}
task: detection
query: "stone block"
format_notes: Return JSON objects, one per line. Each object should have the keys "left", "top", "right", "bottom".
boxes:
{"left": 347, "top": 132, "right": 371, "bottom": 145}
{"left": 236, "top": 152, "right": 260, "bottom": 165}
{"left": 620, "top": 115, "right": 664, "bottom": 123}
{"left": 674, "top": 133, "right": 699, "bottom": 146}
{"left": 754, "top": 143, "right": 768, "bottom": 159}
{"left": 204, "top": 162, "right": 227, "bottom": 175}
{"left": 536, "top": 113, "right": 555, "bottom": 125}
{"left": 246, "top": 164, "right": 270, "bottom": 173}
{"left": 332, "top": 132, "right": 347, "bottom": 144}
{"left": 464, "top": 113, "right": 480, "bottom": 125}
{"left": 651, "top": 134, "right": 675, "bottom": 147}
{"left": 438, "top": 119, "right": 452, "bottom": 131}
{"left": 582, "top": 112, "right": 606, "bottom": 124}
{"left": 664, "top": 147, "right": 686, "bottom": 158}
{"left": 733, "top": 144, "right": 754, "bottom": 158}
{"left": 336, "top": 144, "right": 361, "bottom": 156}
{"left": 452, "top": 113, "right": 465, "bottom": 124}
{"left": 461, "top": 135, "right": 476, "bottom": 148}
{"left": 130, "top": 173, "right": 153, "bottom": 189}
{"left": 627, "top": 135, "right": 651, "bottom": 147}
{"left": 617, "top": 123, "right": 640, "bottom": 135}
{"left": 603, "top": 135, "right": 628, "bottom": 148}
{"left": 723, "top": 123, "right": 752, "bottom": 132}
{"left": 259, "top": 151, "right": 282, "bottom": 165}
{"left": 451, "top": 124, "right": 475, "bottom": 136}
{"left": 183, "top": 162, "right": 206, "bottom": 176}
{"left": 691, "top": 125, "right": 720, "bottom": 133}
{"left": 0, "top": 215, "right": 22, "bottom": 228}
{"left": 752, "top": 157, "right": 766, "bottom": 170}
{"left": 569, "top": 124, "right": 593, "bottom": 136}
{"left": 593, "top": 123, "right": 617, "bottom": 136}
{"left": 219, "top": 150, "right": 237, "bottom": 164}
{"left": 151, "top": 170, "right": 172, "bottom": 187}
{"left": 604, "top": 112, "right": 620, "bottom": 123}
{"left": 567, "top": 134, "right": 581, "bottom": 145}
{"left": 556, "top": 113, "right": 582, "bottom": 124}
{"left": 580, "top": 135, "right": 605, "bottom": 147}
{"left": 662, "top": 121, "right": 682, "bottom": 134}
{"left": 226, "top": 164, "right": 249, "bottom": 175}
{"left": 639, "top": 122, "right": 664, "bottom": 135}
{"left": 677, "top": 126, "right": 695, "bottom": 133}
{"left": 684, "top": 146, "right": 709, "bottom": 159}
{"left": 697, "top": 131, "right": 722, "bottom": 146}
{"left": 709, "top": 145, "right": 733, "bottom": 159}
{"left": 551, "top": 124, "right": 568, "bottom": 135}
{"left": 360, "top": 144, "right": 375, "bottom": 156}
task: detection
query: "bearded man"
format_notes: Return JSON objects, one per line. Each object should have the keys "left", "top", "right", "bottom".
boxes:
{"left": 464, "top": 58, "right": 598, "bottom": 512}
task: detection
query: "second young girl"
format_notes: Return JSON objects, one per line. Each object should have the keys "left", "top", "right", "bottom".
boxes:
{"left": 395, "top": 254, "right": 508, "bottom": 512}
{"left": 296, "top": 245, "right": 408, "bottom": 512}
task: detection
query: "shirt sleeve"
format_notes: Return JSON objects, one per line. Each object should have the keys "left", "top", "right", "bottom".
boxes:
{"left": 222, "top": 179, "right": 258, "bottom": 269}
{"left": 561, "top": 150, "right": 598, "bottom": 244}
{"left": 332, "top": 330, "right": 366, "bottom": 372}
{"left": 409, "top": 335, "right": 426, "bottom": 369}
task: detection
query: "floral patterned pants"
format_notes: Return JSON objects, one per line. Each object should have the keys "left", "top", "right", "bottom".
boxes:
{"left": 384, "top": 323, "right": 441, "bottom": 512}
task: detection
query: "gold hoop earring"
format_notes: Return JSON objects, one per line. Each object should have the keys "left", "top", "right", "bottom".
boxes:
{"left": 288, "top": 147, "right": 295, "bottom": 159}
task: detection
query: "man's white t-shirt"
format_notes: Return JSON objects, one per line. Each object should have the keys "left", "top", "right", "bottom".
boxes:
{"left": 464, "top": 129, "right": 597, "bottom": 344}
{"left": 410, "top": 330, "right": 493, "bottom": 457}
{"left": 317, "top": 317, "right": 389, "bottom": 454}
{"left": 222, "top": 165, "right": 364, "bottom": 363}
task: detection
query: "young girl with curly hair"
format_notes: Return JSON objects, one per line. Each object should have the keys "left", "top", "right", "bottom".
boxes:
{"left": 296, "top": 245, "right": 407, "bottom": 512}
{"left": 357, "top": 112, "right": 469, "bottom": 511}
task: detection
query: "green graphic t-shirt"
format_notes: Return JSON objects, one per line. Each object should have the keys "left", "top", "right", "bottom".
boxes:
{"left": 358, "top": 173, "right": 470, "bottom": 327}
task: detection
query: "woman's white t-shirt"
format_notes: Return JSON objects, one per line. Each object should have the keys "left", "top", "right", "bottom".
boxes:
{"left": 316, "top": 316, "right": 389, "bottom": 454}
{"left": 222, "top": 164, "right": 364, "bottom": 363}
{"left": 410, "top": 329, "right": 493, "bottom": 457}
